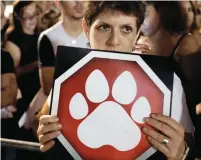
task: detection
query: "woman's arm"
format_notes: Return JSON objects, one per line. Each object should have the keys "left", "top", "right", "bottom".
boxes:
{"left": 4, "top": 41, "right": 21, "bottom": 68}
{"left": 16, "top": 61, "right": 39, "bottom": 77}
{"left": 39, "top": 67, "right": 54, "bottom": 96}
{"left": 1, "top": 73, "right": 18, "bottom": 107}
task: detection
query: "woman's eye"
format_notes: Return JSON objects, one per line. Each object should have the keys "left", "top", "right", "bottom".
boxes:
{"left": 122, "top": 26, "right": 133, "bottom": 33}
{"left": 98, "top": 25, "right": 109, "bottom": 31}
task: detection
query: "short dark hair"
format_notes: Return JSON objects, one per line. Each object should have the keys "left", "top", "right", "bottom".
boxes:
{"left": 84, "top": 1, "right": 145, "bottom": 30}
{"left": 146, "top": 1, "right": 187, "bottom": 34}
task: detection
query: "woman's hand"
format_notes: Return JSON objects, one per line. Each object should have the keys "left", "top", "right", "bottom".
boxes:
{"left": 142, "top": 114, "right": 186, "bottom": 160}
{"left": 37, "top": 115, "right": 62, "bottom": 152}
{"left": 1, "top": 105, "right": 17, "bottom": 119}
{"left": 133, "top": 44, "right": 152, "bottom": 54}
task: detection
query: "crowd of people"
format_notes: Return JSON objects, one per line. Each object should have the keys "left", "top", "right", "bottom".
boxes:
{"left": 1, "top": 1, "right": 201, "bottom": 160}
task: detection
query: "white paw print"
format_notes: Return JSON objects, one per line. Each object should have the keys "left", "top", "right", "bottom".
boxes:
{"left": 69, "top": 69, "right": 151, "bottom": 151}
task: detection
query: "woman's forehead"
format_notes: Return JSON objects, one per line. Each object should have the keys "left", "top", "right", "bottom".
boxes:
{"left": 93, "top": 9, "right": 137, "bottom": 26}
{"left": 23, "top": 3, "right": 36, "bottom": 14}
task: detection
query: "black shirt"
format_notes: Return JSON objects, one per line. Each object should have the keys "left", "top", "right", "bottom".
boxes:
{"left": 1, "top": 49, "right": 15, "bottom": 75}
{"left": 7, "top": 29, "right": 40, "bottom": 105}
{"left": 38, "top": 34, "right": 55, "bottom": 67}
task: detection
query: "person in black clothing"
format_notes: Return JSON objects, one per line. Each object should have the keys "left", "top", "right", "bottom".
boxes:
{"left": 4, "top": 1, "right": 40, "bottom": 120}
{"left": 1, "top": 1, "right": 9, "bottom": 46}
{"left": 135, "top": 1, "right": 201, "bottom": 159}
{"left": 1, "top": 49, "right": 18, "bottom": 119}
{"left": 1, "top": 49, "right": 18, "bottom": 160}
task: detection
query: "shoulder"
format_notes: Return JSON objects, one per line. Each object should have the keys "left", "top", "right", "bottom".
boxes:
{"left": 192, "top": 31, "right": 201, "bottom": 47}
{"left": 39, "top": 22, "right": 62, "bottom": 40}
{"left": 6, "top": 29, "right": 20, "bottom": 42}
{"left": 4, "top": 41, "right": 21, "bottom": 67}
{"left": 177, "top": 34, "right": 200, "bottom": 56}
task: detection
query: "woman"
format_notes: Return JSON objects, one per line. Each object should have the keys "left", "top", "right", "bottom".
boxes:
{"left": 135, "top": 1, "right": 199, "bottom": 57}
{"left": 1, "top": 1, "right": 10, "bottom": 46}
{"left": 135, "top": 1, "right": 201, "bottom": 159}
{"left": 37, "top": 2, "right": 192, "bottom": 160}
{"left": 4, "top": 1, "right": 40, "bottom": 115}
{"left": 180, "top": 1, "right": 201, "bottom": 48}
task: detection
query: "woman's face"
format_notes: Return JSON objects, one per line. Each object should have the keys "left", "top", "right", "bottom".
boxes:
{"left": 180, "top": 1, "right": 194, "bottom": 29}
{"left": 84, "top": 10, "right": 138, "bottom": 53}
{"left": 20, "top": 3, "right": 38, "bottom": 33}
{"left": 141, "top": 5, "right": 160, "bottom": 36}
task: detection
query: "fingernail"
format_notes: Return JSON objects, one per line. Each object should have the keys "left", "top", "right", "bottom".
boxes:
{"left": 58, "top": 124, "right": 62, "bottom": 128}
{"left": 148, "top": 136, "right": 151, "bottom": 141}
{"left": 144, "top": 118, "right": 149, "bottom": 122}
{"left": 57, "top": 131, "right": 61, "bottom": 135}
{"left": 151, "top": 114, "right": 156, "bottom": 118}
{"left": 142, "top": 127, "right": 147, "bottom": 132}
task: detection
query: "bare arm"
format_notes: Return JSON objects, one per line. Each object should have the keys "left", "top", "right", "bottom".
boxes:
{"left": 4, "top": 41, "right": 21, "bottom": 68}
{"left": 16, "top": 61, "right": 39, "bottom": 77}
{"left": 1, "top": 73, "right": 18, "bottom": 107}
{"left": 39, "top": 67, "right": 54, "bottom": 96}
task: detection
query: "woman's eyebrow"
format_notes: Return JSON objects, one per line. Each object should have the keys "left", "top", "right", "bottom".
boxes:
{"left": 121, "top": 23, "right": 134, "bottom": 26}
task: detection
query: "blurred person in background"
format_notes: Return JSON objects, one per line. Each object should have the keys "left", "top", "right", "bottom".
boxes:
{"left": 4, "top": 0, "right": 40, "bottom": 115}
{"left": 1, "top": 48, "right": 19, "bottom": 160}
{"left": 1, "top": 1, "right": 10, "bottom": 46}
{"left": 135, "top": 1, "right": 199, "bottom": 56}
{"left": 180, "top": 1, "right": 201, "bottom": 48}
{"left": 3, "top": 2, "right": 41, "bottom": 152}
{"left": 38, "top": 0, "right": 88, "bottom": 97}
{"left": 36, "top": 1, "right": 60, "bottom": 33}
{"left": 135, "top": 1, "right": 201, "bottom": 159}
{"left": 24, "top": 1, "right": 89, "bottom": 129}
{"left": 37, "top": 2, "right": 194, "bottom": 160}
{"left": 1, "top": 49, "right": 18, "bottom": 120}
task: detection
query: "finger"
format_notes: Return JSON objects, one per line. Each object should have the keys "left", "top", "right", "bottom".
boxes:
{"left": 7, "top": 106, "right": 17, "bottom": 112}
{"left": 40, "top": 140, "right": 55, "bottom": 152}
{"left": 39, "top": 115, "right": 59, "bottom": 125}
{"left": 142, "top": 127, "right": 171, "bottom": 148}
{"left": 147, "top": 136, "right": 170, "bottom": 157}
{"left": 150, "top": 114, "right": 184, "bottom": 136}
{"left": 135, "top": 48, "right": 151, "bottom": 54}
{"left": 135, "top": 44, "right": 151, "bottom": 50}
{"left": 38, "top": 123, "right": 62, "bottom": 135}
{"left": 39, "top": 130, "right": 61, "bottom": 144}
{"left": 144, "top": 117, "right": 175, "bottom": 138}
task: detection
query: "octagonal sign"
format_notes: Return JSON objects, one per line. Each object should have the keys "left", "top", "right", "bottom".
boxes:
{"left": 51, "top": 50, "right": 171, "bottom": 160}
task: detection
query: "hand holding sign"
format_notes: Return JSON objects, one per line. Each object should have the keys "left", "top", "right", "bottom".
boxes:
{"left": 142, "top": 114, "right": 186, "bottom": 160}
{"left": 37, "top": 115, "right": 62, "bottom": 152}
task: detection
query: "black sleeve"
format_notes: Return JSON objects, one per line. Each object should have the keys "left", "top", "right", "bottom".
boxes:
{"left": 1, "top": 49, "right": 15, "bottom": 74}
{"left": 38, "top": 34, "right": 55, "bottom": 67}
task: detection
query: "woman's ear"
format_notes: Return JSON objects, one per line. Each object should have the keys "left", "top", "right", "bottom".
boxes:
{"left": 82, "top": 18, "right": 89, "bottom": 40}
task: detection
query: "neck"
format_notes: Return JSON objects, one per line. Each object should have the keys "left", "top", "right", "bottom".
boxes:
{"left": 149, "top": 29, "right": 180, "bottom": 56}
{"left": 1, "top": 16, "right": 7, "bottom": 30}
{"left": 61, "top": 13, "right": 83, "bottom": 38}
{"left": 22, "top": 27, "right": 34, "bottom": 35}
